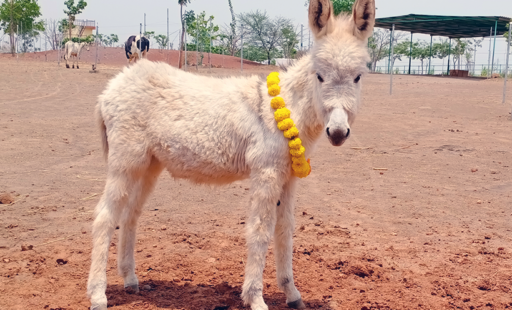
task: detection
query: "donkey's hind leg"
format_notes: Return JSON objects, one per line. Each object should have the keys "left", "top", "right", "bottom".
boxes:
{"left": 87, "top": 160, "right": 154, "bottom": 310}
{"left": 275, "top": 179, "right": 305, "bottom": 309}
{"left": 242, "top": 168, "right": 285, "bottom": 310}
{"left": 117, "top": 157, "right": 163, "bottom": 293}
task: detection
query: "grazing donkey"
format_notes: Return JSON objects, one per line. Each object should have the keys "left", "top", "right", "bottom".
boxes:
{"left": 87, "top": 0, "right": 375, "bottom": 309}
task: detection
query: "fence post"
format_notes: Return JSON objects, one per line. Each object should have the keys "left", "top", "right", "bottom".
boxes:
{"left": 504, "top": 23, "right": 511, "bottom": 105}
{"left": 389, "top": 24, "right": 395, "bottom": 95}
{"left": 241, "top": 24, "right": 244, "bottom": 72}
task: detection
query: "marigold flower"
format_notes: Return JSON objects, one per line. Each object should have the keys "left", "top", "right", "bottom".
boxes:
{"left": 274, "top": 108, "right": 291, "bottom": 122}
{"left": 268, "top": 84, "right": 281, "bottom": 97}
{"left": 271, "top": 97, "right": 286, "bottom": 109}
{"left": 288, "top": 138, "right": 302, "bottom": 149}
{"left": 267, "top": 76, "right": 280, "bottom": 88}
{"left": 290, "top": 146, "right": 305, "bottom": 157}
{"left": 277, "top": 118, "right": 294, "bottom": 131}
{"left": 283, "top": 126, "right": 299, "bottom": 139}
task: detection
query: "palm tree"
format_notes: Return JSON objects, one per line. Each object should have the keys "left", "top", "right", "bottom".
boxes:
{"left": 178, "top": 0, "right": 191, "bottom": 69}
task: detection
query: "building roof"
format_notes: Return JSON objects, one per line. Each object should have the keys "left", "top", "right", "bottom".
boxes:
{"left": 375, "top": 14, "right": 511, "bottom": 38}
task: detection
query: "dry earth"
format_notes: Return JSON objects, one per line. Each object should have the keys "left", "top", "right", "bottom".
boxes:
{"left": 1, "top": 55, "right": 512, "bottom": 310}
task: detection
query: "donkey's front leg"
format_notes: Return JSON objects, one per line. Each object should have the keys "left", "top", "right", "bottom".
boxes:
{"left": 242, "top": 168, "right": 284, "bottom": 310}
{"left": 275, "top": 178, "right": 305, "bottom": 309}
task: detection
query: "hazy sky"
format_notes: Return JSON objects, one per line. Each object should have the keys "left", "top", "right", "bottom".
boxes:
{"left": 36, "top": 0, "right": 512, "bottom": 70}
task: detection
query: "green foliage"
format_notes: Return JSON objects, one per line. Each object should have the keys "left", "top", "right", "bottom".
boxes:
{"left": 63, "top": 0, "right": 87, "bottom": 39}
{"left": 155, "top": 34, "right": 169, "bottom": 49}
{"left": 62, "top": 34, "right": 93, "bottom": 46}
{"left": 481, "top": 67, "right": 488, "bottom": 77}
{"left": 0, "top": 0, "right": 44, "bottom": 54}
{"left": 304, "top": 0, "right": 355, "bottom": 16}
{"left": 281, "top": 23, "right": 299, "bottom": 59}
{"left": 504, "top": 23, "right": 511, "bottom": 46}
{"left": 186, "top": 11, "right": 220, "bottom": 65}
{"left": 239, "top": 10, "right": 292, "bottom": 65}
{"left": 63, "top": 0, "right": 87, "bottom": 17}
{"left": 143, "top": 31, "right": 155, "bottom": 40}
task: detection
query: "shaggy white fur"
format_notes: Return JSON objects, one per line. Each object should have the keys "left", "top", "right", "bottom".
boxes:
{"left": 87, "top": 0, "right": 375, "bottom": 309}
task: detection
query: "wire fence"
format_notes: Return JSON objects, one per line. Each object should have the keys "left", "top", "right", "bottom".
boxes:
{"left": 374, "top": 63, "right": 511, "bottom": 78}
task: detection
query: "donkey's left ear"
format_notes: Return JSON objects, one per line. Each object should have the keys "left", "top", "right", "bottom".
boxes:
{"left": 352, "top": 0, "right": 376, "bottom": 41}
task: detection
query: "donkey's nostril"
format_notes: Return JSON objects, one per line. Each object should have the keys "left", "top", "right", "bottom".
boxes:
{"left": 346, "top": 128, "right": 351, "bottom": 138}
{"left": 326, "top": 127, "right": 331, "bottom": 137}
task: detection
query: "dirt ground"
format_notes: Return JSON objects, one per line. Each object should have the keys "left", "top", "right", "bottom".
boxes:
{"left": 1, "top": 56, "right": 512, "bottom": 310}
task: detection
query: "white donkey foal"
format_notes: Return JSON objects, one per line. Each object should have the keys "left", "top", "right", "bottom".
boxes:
{"left": 87, "top": 0, "right": 375, "bottom": 309}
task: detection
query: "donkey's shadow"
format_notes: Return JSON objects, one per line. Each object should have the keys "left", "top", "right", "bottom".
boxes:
{"left": 106, "top": 280, "right": 330, "bottom": 309}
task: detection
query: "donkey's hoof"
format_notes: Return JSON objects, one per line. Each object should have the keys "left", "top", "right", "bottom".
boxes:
{"left": 66, "top": 64, "right": 70, "bottom": 68}
{"left": 125, "top": 283, "right": 139, "bottom": 294}
{"left": 77, "top": 66, "right": 79, "bottom": 69}
{"left": 90, "top": 296, "right": 107, "bottom": 310}
{"left": 287, "top": 298, "right": 306, "bottom": 309}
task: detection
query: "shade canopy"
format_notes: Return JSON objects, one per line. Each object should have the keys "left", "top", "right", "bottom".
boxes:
{"left": 375, "top": 14, "right": 511, "bottom": 38}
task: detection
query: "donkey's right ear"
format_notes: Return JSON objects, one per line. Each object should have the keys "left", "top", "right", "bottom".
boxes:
{"left": 308, "top": 0, "right": 334, "bottom": 40}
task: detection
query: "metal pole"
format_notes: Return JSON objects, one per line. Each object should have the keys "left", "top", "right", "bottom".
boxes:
{"left": 488, "top": 28, "right": 492, "bottom": 78}
{"left": 447, "top": 38, "right": 452, "bottom": 75}
{"left": 144, "top": 13, "right": 146, "bottom": 34}
{"left": 16, "top": 24, "right": 18, "bottom": 62}
{"left": 209, "top": 20, "right": 212, "bottom": 72}
{"left": 301, "top": 24, "right": 304, "bottom": 51}
{"left": 196, "top": 14, "right": 199, "bottom": 70}
{"left": 241, "top": 24, "right": 244, "bottom": 72}
{"left": 167, "top": 8, "right": 169, "bottom": 63}
{"left": 140, "top": 23, "right": 142, "bottom": 61}
{"left": 504, "top": 23, "right": 511, "bottom": 105}
{"left": 387, "top": 29, "right": 392, "bottom": 73}
{"left": 473, "top": 41, "right": 477, "bottom": 76}
{"left": 429, "top": 35, "right": 433, "bottom": 75}
{"left": 491, "top": 20, "right": 498, "bottom": 77}
{"left": 390, "top": 24, "right": 395, "bottom": 95}
{"left": 408, "top": 32, "right": 413, "bottom": 74}
{"left": 185, "top": 22, "right": 187, "bottom": 71}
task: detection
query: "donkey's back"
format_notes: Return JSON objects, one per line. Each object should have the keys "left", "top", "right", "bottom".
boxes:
{"left": 97, "top": 60, "right": 282, "bottom": 184}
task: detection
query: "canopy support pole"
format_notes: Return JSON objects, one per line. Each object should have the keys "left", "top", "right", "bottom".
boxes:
{"left": 429, "top": 35, "right": 433, "bottom": 75}
{"left": 488, "top": 28, "right": 492, "bottom": 78}
{"left": 387, "top": 28, "right": 392, "bottom": 73}
{"left": 491, "top": 20, "right": 498, "bottom": 77}
{"left": 408, "top": 32, "right": 413, "bottom": 74}
{"left": 390, "top": 24, "right": 395, "bottom": 95}
{"left": 447, "top": 38, "right": 451, "bottom": 76}
{"left": 504, "top": 23, "right": 511, "bottom": 105}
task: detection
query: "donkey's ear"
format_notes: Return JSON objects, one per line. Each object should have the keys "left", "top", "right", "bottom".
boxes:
{"left": 352, "top": 0, "right": 376, "bottom": 41}
{"left": 308, "top": 0, "right": 334, "bottom": 40}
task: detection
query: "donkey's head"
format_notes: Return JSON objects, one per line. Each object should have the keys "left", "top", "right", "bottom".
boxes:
{"left": 308, "top": 0, "right": 375, "bottom": 146}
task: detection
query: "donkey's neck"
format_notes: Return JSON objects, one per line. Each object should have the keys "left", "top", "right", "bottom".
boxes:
{"left": 280, "top": 55, "right": 325, "bottom": 149}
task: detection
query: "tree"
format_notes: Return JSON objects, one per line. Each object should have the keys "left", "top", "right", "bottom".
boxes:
{"left": 304, "top": 0, "right": 355, "bottom": 16}
{"left": 110, "top": 34, "right": 119, "bottom": 47}
{"left": 0, "top": 0, "right": 44, "bottom": 55}
{"left": 227, "top": 0, "right": 236, "bottom": 56}
{"left": 42, "top": 19, "right": 64, "bottom": 50}
{"left": 186, "top": 11, "right": 220, "bottom": 65}
{"left": 178, "top": 0, "right": 191, "bottom": 69}
{"left": 504, "top": 23, "right": 511, "bottom": 46}
{"left": 155, "top": 34, "right": 169, "bottom": 49}
{"left": 63, "top": 0, "right": 87, "bottom": 40}
{"left": 280, "top": 23, "right": 299, "bottom": 59}
{"left": 239, "top": 11, "right": 291, "bottom": 65}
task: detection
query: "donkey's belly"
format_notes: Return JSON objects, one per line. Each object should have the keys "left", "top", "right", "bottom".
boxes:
{"left": 153, "top": 141, "right": 251, "bottom": 185}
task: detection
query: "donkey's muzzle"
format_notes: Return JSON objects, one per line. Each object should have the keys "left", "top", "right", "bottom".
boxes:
{"left": 326, "top": 127, "right": 350, "bottom": 146}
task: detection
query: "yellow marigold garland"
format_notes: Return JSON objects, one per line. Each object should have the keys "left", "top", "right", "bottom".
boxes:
{"left": 267, "top": 72, "right": 311, "bottom": 178}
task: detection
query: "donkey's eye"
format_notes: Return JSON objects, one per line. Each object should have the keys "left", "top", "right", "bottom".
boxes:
{"left": 317, "top": 74, "right": 324, "bottom": 83}
{"left": 354, "top": 75, "right": 361, "bottom": 83}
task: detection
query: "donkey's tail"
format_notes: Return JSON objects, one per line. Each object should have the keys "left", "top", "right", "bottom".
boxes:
{"left": 95, "top": 105, "right": 109, "bottom": 160}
